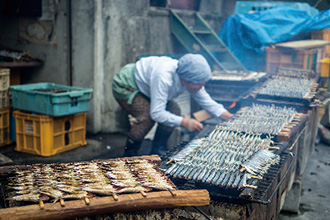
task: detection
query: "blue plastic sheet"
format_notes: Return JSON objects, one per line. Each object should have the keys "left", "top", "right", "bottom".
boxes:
{"left": 233, "top": 1, "right": 319, "bottom": 16}
{"left": 219, "top": 6, "right": 330, "bottom": 71}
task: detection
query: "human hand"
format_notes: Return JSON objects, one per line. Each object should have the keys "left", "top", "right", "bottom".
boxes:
{"left": 181, "top": 118, "right": 204, "bottom": 132}
{"left": 219, "top": 111, "right": 233, "bottom": 121}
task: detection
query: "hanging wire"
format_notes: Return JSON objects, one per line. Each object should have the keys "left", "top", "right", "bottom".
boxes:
{"left": 314, "top": 0, "right": 323, "bottom": 8}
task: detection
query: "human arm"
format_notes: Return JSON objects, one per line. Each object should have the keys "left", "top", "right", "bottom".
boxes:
{"left": 149, "top": 74, "right": 204, "bottom": 132}
{"left": 191, "top": 87, "right": 232, "bottom": 121}
{"left": 219, "top": 111, "right": 233, "bottom": 121}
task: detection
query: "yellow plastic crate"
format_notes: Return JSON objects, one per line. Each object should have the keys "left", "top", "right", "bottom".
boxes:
{"left": 0, "top": 108, "right": 12, "bottom": 147}
{"left": 13, "top": 111, "right": 87, "bottom": 156}
{"left": 320, "top": 58, "right": 330, "bottom": 88}
{"left": 320, "top": 58, "right": 330, "bottom": 78}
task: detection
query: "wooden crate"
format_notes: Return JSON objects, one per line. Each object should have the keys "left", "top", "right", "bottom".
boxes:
{"left": 312, "top": 29, "right": 330, "bottom": 57}
{"left": 266, "top": 47, "right": 317, "bottom": 72}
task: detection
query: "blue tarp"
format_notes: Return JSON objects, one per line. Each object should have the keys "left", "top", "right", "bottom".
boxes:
{"left": 219, "top": 6, "right": 330, "bottom": 71}
{"left": 233, "top": 2, "right": 319, "bottom": 16}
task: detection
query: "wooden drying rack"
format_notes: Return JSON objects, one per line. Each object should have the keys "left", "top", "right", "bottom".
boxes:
{"left": 0, "top": 155, "right": 210, "bottom": 220}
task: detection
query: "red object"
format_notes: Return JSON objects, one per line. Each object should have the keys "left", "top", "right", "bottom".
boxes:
{"left": 229, "top": 102, "right": 236, "bottom": 109}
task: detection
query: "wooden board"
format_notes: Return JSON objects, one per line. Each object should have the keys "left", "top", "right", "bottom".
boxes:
{"left": 274, "top": 40, "right": 330, "bottom": 50}
{"left": 193, "top": 110, "right": 212, "bottom": 122}
{"left": 0, "top": 190, "right": 210, "bottom": 220}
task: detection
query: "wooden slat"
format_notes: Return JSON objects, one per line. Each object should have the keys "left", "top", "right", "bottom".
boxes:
{"left": 274, "top": 39, "right": 330, "bottom": 50}
{"left": 0, "top": 190, "right": 210, "bottom": 220}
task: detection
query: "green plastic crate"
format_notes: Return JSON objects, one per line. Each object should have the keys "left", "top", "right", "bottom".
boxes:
{"left": 10, "top": 83, "right": 93, "bottom": 116}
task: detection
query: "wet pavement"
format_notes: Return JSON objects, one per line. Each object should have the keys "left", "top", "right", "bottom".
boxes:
{"left": 278, "top": 142, "right": 330, "bottom": 220}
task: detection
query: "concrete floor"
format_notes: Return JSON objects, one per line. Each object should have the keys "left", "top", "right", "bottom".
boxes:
{"left": 0, "top": 132, "right": 152, "bottom": 165}
{"left": 278, "top": 142, "right": 330, "bottom": 220}
{"left": 0, "top": 133, "right": 329, "bottom": 220}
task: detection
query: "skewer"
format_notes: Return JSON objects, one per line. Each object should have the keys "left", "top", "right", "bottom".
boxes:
{"left": 168, "top": 189, "right": 176, "bottom": 196}
{"left": 139, "top": 190, "right": 147, "bottom": 197}
{"left": 39, "top": 199, "right": 44, "bottom": 210}
{"left": 112, "top": 194, "right": 118, "bottom": 201}
{"left": 166, "top": 159, "right": 174, "bottom": 165}
{"left": 84, "top": 197, "right": 90, "bottom": 205}
{"left": 250, "top": 175, "right": 263, "bottom": 180}
{"left": 244, "top": 184, "right": 258, "bottom": 189}
{"left": 60, "top": 198, "right": 65, "bottom": 207}
{"left": 267, "top": 146, "right": 280, "bottom": 150}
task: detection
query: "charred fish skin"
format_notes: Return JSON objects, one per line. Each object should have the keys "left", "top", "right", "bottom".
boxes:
{"left": 231, "top": 173, "right": 242, "bottom": 189}
{"left": 225, "top": 172, "right": 236, "bottom": 189}
{"left": 199, "top": 168, "right": 212, "bottom": 182}
{"left": 214, "top": 172, "right": 226, "bottom": 186}
{"left": 220, "top": 172, "right": 231, "bottom": 188}
{"left": 205, "top": 169, "right": 219, "bottom": 184}
{"left": 165, "top": 163, "right": 179, "bottom": 176}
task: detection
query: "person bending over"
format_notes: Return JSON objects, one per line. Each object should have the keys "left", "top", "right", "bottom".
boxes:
{"left": 112, "top": 53, "right": 233, "bottom": 157}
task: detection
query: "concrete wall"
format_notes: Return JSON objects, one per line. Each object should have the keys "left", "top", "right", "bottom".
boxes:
{"left": 0, "top": 0, "right": 70, "bottom": 85}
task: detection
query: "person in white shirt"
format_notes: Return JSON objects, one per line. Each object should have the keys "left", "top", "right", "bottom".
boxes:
{"left": 112, "top": 53, "right": 233, "bottom": 157}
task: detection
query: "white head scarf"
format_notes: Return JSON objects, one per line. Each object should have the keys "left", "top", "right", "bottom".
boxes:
{"left": 177, "top": 54, "right": 211, "bottom": 83}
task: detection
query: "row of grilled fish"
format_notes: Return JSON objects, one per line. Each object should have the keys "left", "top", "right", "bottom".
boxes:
{"left": 8, "top": 159, "right": 175, "bottom": 203}
{"left": 275, "top": 67, "right": 314, "bottom": 79}
{"left": 258, "top": 77, "right": 313, "bottom": 99}
{"left": 166, "top": 127, "right": 279, "bottom": 189}
{"left": 225, "top": 103, "right": 297, "bottom": 135}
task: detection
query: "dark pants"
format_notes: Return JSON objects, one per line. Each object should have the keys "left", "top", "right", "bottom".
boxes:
{"left": 115, "top": 94, "right": 181, "bottom": 142}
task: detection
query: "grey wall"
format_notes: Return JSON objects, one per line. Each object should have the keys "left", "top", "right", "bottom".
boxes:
{"left": 0, "top": 0, "right": 70, "bottom": 85}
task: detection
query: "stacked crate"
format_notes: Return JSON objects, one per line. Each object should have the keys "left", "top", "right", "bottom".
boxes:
{"left": 10, "top": 83, "right": 93, "bottom": 156}
{"left": 312, "top": 29, "right": 330, "bottom": 57}
{"left": 0, "top": 68, "right": 11, "bottom": 147}
{"left": 265, "top": 47, "right": 318, "bottom": 72}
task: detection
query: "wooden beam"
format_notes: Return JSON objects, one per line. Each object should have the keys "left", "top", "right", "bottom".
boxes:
{"left": 0, "top": 190, "right": 210, "bottom": 220}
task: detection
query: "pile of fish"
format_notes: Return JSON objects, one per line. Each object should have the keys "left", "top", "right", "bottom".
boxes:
{"left": 166, "top": 126, "right": 280, "bottom": 190}
{"left": 225, "top": 104, "right": 297, "bottom": 135}
{"left": 258, "top": 77, "right": 314, "bottom": 99}
{"left": 7, "top": 159, "right": 176, "bottom": 203}
{"left": 275, "top": 67, "right": 314, "bottom": 79}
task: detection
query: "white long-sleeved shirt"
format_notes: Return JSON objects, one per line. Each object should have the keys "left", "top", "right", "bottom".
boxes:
{"left": 135, "top": 56, "right": 227, "bottom": 127}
